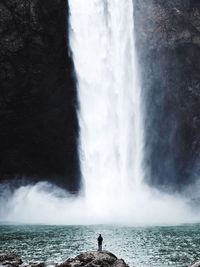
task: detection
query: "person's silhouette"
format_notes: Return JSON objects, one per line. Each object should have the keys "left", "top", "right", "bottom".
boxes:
{"left": 97, "top": 234, "right": 103, "bottom": 251}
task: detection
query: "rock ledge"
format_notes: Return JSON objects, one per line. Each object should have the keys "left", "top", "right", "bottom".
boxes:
{"left": 57, "top": 251, "right": 128, "bottom": 267}
{"left": 0, "top": 251, "right": 128, "bottom": 267}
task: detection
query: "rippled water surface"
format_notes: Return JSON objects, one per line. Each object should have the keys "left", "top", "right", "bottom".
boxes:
{"left": 1, "top": 224, "right": 200, "bottom": 267}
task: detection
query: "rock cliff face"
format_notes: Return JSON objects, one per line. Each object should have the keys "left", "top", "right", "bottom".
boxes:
{"left": 135, "top": 0, "right": 200, "bottom": 189}
{"left": 0, "top": 0, "right": 80, "bottom": 191}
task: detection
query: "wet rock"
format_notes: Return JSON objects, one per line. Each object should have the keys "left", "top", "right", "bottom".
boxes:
{"left": 0, "top": 253, "right": 23, "bottom": 267}
{"left": 0, "top": 0, "right": 80, "bottom": 191}
{"left": 0, "top": 252, "right": 128, "bottom": 267}
{"left": 135, "top": 0, "right": 200, "bottom": 189}
{"left": 28, "top": 263, "right": 45, "bottom": 267}
{"left": 57, "top": 251, "right": 128, "bottom": 267}
{"left": 191, "top": 262, "right": 200, "bottom": 267}
{"left": 112, "top": 259, "right": 128, "bottom": 267}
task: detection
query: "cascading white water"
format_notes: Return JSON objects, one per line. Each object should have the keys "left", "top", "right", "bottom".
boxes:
{"left": 69, "top": 0, "right": 144, "bottom": 218}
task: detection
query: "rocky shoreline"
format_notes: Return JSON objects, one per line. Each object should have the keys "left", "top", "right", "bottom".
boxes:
{"left": 0, "top": 251, "right": 128, "bottom": 267}
{"left": 1, "top": 251, "right": 200, "bottom": 267}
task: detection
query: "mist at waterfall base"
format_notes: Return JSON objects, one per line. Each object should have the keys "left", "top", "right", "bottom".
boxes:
{"left": 1, "top": 180, "right": 200, "bottom": 225}
{"left": 1, "top": 0, "right": 200, "bottom": 226}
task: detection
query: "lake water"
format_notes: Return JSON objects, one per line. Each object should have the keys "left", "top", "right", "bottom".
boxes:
{"left": 0, "top": 224, "right": 200, "bottom": 267}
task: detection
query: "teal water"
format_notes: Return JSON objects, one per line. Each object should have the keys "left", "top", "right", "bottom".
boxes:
{"left": 0, "top": 224, "right": 200, "bottom": 267}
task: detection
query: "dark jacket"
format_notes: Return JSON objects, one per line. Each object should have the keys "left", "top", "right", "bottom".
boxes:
{"left": 97, "top": 235, "right": 103, "bottom": 245}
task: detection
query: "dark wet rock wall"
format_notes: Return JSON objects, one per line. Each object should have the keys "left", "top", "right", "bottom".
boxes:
{"left": 135, "top": 0, "right": 200, "bottom": 189}
{"left": 0, "top": 0, "right": 80, "bottom": 192}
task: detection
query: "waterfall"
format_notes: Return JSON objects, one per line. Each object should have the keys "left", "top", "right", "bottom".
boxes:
{"left": 69, "top": 0, "right": 144, "bottom": 217}
{"left": 0, "top": 0, "right": 196, "bottom": 226}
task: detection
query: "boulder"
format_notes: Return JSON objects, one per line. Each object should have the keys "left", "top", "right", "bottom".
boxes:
{"left": 0, "top": 253, "right": 23, "bottom": 267}
{"left": 191, "top": 262, "right": 200, "bottom": 267}
{"left": 28, "top": 263, "right": 45, "bottom": 267}
{"left": 0, "top": 254, "right": 43, "bottom": 267}
{"left": 112, "top": 259, "right": 128, "bottom": 267}
{"left": 57, "top": 251, "right": 128, "bottom": 267}
{"left": 0, "top": 251, "right": 128, "bottom": 267}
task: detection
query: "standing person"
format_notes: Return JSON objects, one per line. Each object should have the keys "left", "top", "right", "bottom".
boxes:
{"left": 97, "top": 234, "right": 103, "bottom": 251}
